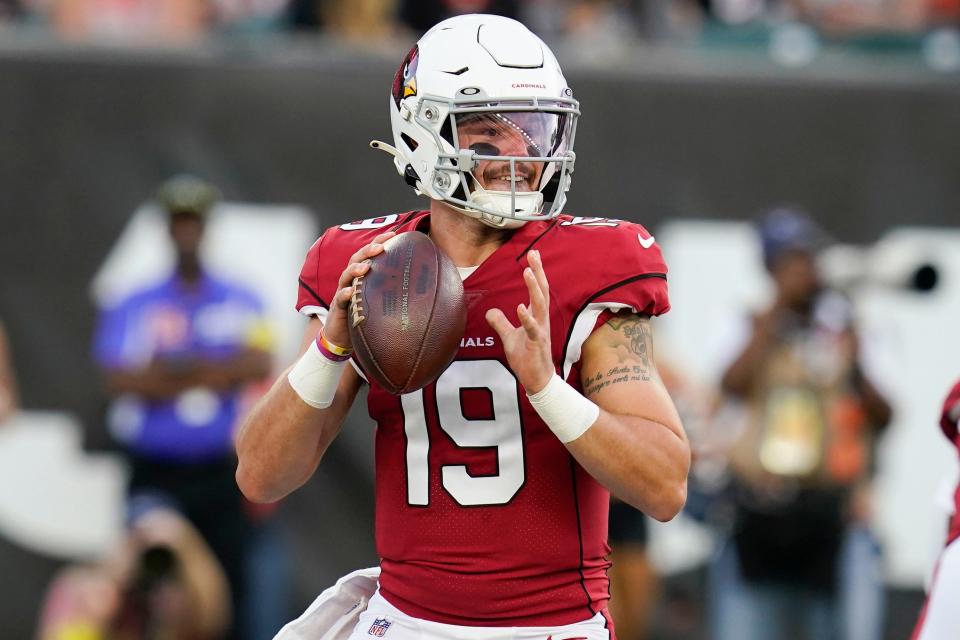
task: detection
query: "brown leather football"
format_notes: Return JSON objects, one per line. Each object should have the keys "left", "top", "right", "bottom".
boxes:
{"left": 348, "top": 231, "right": 466, "bottom": 394}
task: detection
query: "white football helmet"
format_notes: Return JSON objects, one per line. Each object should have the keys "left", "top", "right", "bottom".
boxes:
{"left": 371, "top": 14, "right": 579, "bottom": 229}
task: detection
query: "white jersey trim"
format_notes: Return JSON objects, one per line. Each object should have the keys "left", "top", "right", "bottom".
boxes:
{"left": 300, "top": 305, "right": 328, "bottom": 321}
{"left": 562, "top": 301, "right": 636, "bottom": 381}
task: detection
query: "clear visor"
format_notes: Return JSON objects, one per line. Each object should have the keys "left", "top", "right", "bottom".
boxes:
{"left": 450, "top": 110, "right": 574, "bottom": 193}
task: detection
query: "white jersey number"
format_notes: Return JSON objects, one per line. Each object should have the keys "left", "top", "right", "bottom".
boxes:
{"left": 402, "top": 360, "right": 525, "bottom": 506}
{"left": 339, "top": 214, "right": 400, "bottom": 231}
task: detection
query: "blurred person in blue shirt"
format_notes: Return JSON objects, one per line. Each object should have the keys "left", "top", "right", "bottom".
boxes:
{"left": 93, "top": 175, "right": 273, "bottom": 640}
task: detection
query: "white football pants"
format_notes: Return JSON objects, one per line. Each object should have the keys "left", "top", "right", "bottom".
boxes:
{"left": 347, "top": 591, "right": 612, "bottom": 640}
{"left": 274, "top": 567, "right": 612, "bottom": 640}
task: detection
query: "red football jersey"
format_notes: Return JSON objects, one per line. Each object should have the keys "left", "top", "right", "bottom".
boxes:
{"left": 940, "top": 379, "right": 960, "bottom": 545}
{"left": 296, "top": 211, "right": 670, "bottom": 626}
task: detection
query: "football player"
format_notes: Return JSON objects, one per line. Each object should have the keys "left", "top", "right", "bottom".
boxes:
{"left": 236, "top": 14, "right": 689, "bottom": 638}
{"left": 912, "top": 379, "right": 960, "bottom": 640}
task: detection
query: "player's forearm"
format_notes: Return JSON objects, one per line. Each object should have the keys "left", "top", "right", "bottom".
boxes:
{"left": 235, "top": 369, "right": 350, "bottom": 503}
{"left": 565, "top": 411, "right": 690, "bottom": 522}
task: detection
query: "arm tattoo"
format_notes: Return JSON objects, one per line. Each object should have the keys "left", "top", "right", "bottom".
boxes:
{"left": 583, "top": 314, "right": 655, "bottom": 397}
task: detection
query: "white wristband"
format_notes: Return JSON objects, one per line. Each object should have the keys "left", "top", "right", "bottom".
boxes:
{"left": 287, "top": 339, "right": 347, "bottom": 409}
{"left": 527, "top": 374, "right": 600, "bottom": 443}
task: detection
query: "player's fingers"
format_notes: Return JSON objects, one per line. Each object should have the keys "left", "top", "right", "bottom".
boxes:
{"left": 337, "top": 260, "right": 371, "bottom": 289}
{"left": 348, "top": 238, "right": 389, "bottom": 266}
{"left": 528, "top": 250, "right": 550, "bottom": 307}
{"left": 358, "top": 243, "right": 384, "bottom": 261}
{"left": 517, "top": 304, "right": 543, "bottom": 341}
{"left": 523, "top": 268, "right": 547, "bottom": 321}
{"left": 485, "top": 308, "right": 516, "bottom": 339}
{"left": 372, "top": 231, "right": 396, "bottom": 245}
{"left": 334, "top": 286, "right": 354, "bottom": 310}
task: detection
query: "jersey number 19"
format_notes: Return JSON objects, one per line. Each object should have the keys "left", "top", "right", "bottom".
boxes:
{"left": 401, "top": 360, "right": 525, "bottom": 507}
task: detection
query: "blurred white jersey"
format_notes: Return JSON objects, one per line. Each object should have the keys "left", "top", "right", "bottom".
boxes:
{"left": 914, "top": 538, "right": 960, "bottom": 640}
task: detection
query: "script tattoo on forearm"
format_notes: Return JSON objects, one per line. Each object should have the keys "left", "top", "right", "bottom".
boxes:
{"left": 583, "top": 315, "right": 654, "bottom": 398}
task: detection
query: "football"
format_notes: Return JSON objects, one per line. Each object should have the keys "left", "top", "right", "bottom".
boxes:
{"left": 348, "top": 231, "right": 466, "bottom": 394}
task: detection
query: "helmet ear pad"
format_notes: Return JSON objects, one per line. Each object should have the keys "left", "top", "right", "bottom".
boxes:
{"left": 403, "top": 164, "right": 420, "bottom": 189}
{"left": 540, "top": 170, "right": 561, "bottom": 206}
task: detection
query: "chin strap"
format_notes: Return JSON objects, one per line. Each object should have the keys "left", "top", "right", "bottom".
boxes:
{"left": 468, "top": 185, "right": 544, "bottom": 225}
{"left": 371, "top": 140, "right": 421, "bottom": 190}
{"left": 369, "top": 140, "right": 402, "bottom": 160}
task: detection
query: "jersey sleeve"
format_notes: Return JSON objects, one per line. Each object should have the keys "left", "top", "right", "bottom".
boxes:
{"left": 592, "top": 221, "right": 669, "bottom": 316}
{"left": 941, "top": 379, "right": 960, "bottom": 444}
{"left": 552, "top": 218, "right": 670, "bottom": 381}
{"left": 296, "top": 215, "right": 423, "bottom": 322}
{"left": 296, "top": 235, "right": 329, "bottom": 321}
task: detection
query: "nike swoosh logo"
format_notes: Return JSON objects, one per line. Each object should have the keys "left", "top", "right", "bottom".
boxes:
{"left": 638, "top": 233, "right": 656, "bottom": 249}
{"left": 546, "top": 637, "right": 589, "bottom": 640}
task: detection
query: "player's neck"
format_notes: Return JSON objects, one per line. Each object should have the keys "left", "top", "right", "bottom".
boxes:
{"left": 428, "top": 201, "right": 513, "bottom": 268}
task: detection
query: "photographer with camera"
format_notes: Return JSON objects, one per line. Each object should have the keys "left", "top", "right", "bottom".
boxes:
{"left": 710, "top": 207, "right": 892, "bottom": 640}
{"left": 37, "top": 498, "right": 231, "bottom": 640}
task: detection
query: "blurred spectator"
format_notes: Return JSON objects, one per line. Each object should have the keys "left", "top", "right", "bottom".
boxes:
{"left": 608, "top": 499, "right": 658, "bottom": 640}
{"left": 709, "top": 207, "right": 892, "bottom": 640}
{"left": 689, "top": 0, "right": 958, "bottom": 33}
{"left": 37, "top": 499, "right": 232, "bottom": 640}
{"left": 789, "top": 0, "right": 960, "bottom": 35}
{"left": 46, "top": 0, "right": 209, "bottom": 43}
{"left": 521, "top": 1, "right": 702, "bottom": 44}
{"left": 311, "top": 0, "right": 395, "bottom": 39}
{"left": 210, "top": 0, "right": 289, "bottom": 33}
{"left": 562, "top": 0, "right": 641, "bottom": 44}
{"left": 0, "top": 0, "right": 23, "bottom": 22}
{"left": 0, "top": 319, "right": 19, "bottom": 424}
{"left": 693, "top": 0, "right": 790, "bottom": 26}
{"left": 399, "top": 0, "right": 519, "bottom": 34}
{"left": 93, "top": 175, "right": 273, "bottom": 640}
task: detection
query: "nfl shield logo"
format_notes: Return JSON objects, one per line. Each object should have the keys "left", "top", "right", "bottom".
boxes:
{"left": 368, "top": 618, "right": 392, "bottom": 637}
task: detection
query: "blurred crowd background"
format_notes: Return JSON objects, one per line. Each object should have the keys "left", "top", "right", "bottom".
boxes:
{"left": 1, "top": 1, "right": 959, "bottom": 640}
{"left": 0, "top": 0, "right": 958, "bottom": 58}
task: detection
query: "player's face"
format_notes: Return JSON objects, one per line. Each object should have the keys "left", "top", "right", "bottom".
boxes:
{"left": 456, "top": 113, "right": 552, "bottom": 193}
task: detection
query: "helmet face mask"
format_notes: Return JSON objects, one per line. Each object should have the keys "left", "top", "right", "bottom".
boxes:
{"left": 381, "top": 15, "right": 580, "bottom": 229}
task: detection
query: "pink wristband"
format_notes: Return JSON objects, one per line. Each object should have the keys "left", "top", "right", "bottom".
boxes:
{"left": 316, "top": 332, "right": 352, "bottom": 362}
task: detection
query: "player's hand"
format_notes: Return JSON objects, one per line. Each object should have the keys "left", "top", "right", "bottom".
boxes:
{"left": 323, "top": 232, "right": 396, "bottom": 349}
{"left": 486, "top": 249, "right": 555, "bottom": 394}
